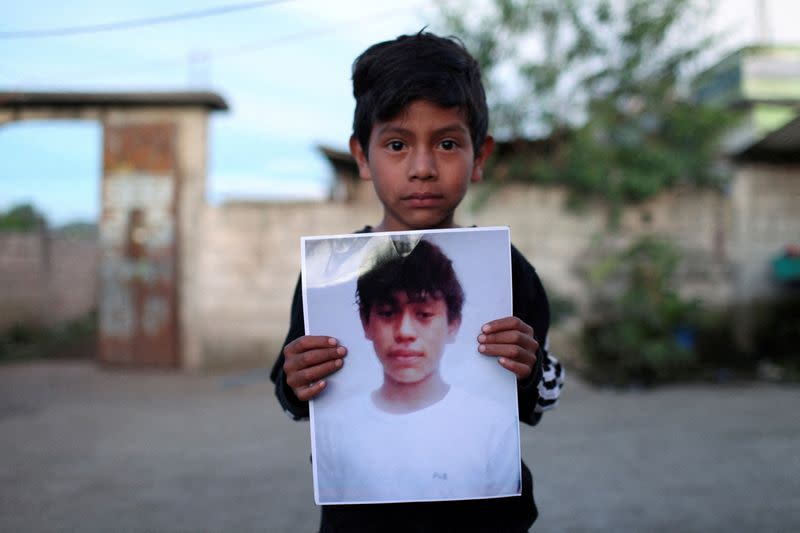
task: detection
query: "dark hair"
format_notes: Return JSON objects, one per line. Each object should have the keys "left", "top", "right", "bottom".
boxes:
{"left": 357, "top": 239, "right": 464, "bottom": 324}
{"left": 351, "top": 31, "right": 488, "bottom": 158}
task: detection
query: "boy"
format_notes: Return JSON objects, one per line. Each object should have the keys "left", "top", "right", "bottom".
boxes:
{"left": 314, "top": 237, "right": 520, "bottom": 503}
{"left": 271, "top": 31, "right": 564, "bottom": 532}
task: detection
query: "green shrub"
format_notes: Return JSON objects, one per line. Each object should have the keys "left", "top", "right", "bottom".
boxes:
{"left": 548, "top": 291, "right": 577, "bottom": 326}
{"left": 581, "top": 236, "right": 701, "bottom": 385}
{"left": 0, "top": 311, "right": 97, "bottom": 363}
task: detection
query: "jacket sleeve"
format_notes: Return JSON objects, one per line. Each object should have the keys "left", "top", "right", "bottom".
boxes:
{"left": 269, "top": 275, "right": 311, "bottom": 420}
{"left": 511, "top": 246, "right": 565, "bottom": 426}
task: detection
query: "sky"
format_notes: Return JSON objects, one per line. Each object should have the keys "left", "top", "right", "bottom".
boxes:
{"left": 1, "top": 0, "right": 798, "bottom": 224}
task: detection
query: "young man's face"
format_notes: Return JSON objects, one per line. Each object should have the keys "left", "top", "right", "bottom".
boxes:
{"left": 350, "top": 100, "right": 494, "bottom": 232}
{"left": 362, "top": 291, "right": 460, "bottom": 386}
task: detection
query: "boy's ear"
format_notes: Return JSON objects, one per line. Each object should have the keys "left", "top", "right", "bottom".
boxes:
{"left": 349, "top": 135, "right": 372, "bottom": 181}
{"left": 446, "top": 318, "right": 462, "bottom": 343}
{"left": 361, "top": 313, "right": 373, "bottom": 340}
{"left": 470, "top": 135, "right": 495, "bottom": 183}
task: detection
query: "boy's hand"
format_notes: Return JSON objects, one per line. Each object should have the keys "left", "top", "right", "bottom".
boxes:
{"left": 477, "top": 317, "right": 538, "bottom": 380}
{"left": 283, "top": 336, "right": 347, "bottom": 401}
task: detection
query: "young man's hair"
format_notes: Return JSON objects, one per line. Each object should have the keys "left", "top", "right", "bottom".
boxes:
{"left": 351, "top": 30, "right": 489, "bottom": 157}
{"left": 356, "top": 239, "right": 465, "bottom": 324}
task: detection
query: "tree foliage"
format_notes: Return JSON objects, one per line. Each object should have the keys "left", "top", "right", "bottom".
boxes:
{"left": 0, "top": 203, "right": 45, "bottom": 232}
{"left": 439, "top": 0, "right": 740, "bottom": 216}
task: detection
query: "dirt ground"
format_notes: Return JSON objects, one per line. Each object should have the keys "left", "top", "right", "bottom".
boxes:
{"left": 1, "top": 361, "right": 798, "bottom": 532}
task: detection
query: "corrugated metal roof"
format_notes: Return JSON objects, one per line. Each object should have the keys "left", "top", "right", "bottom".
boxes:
{"left": 0, "top": 91, "right": 228, "bottom": 111}
{"left": 734, "top": 115, "right": 800, "bottom": 163}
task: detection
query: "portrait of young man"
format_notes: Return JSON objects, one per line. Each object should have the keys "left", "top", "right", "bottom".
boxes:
{"left": 302, "top": 228, "right": 520, "bottom": 505}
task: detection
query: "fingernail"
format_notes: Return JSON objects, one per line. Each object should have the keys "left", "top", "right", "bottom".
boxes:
{"left": 482, "top": 324, "right": 491, "bottom": 333}
{"left": 336, "top": 346, "right": 346, "bottom": 356}
{"left": 478, "top": 334, "right": 486, "bottom": 343}
{"left": 335, "top": 359, "right": 343, "bottom": 368}
{"left": 478, "top": 344, "right": 486, "bottom": 353}
{"left": 498, "top": 357, "right": 506, "bottom": 365}
{"left": 328, "top": 337, "right": 338, "bottom": 346}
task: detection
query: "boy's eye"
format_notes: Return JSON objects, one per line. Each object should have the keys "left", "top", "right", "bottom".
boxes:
{"left": 415, "top": 309, "right": 434, "bottom": 320}
{"left": 387, "top": 141, "right": 405, "bottom": 152}
{"left": 439, "top": 139, "right": 457, "bottom": 151}
{"left": 376, "top": 307, "right": 396, "bottom": 318}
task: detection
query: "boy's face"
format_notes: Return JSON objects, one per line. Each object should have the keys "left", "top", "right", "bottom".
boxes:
{"left": 350, "top": 100, "right": 494, "bottom": 232}
{"left": 362, "top": 291, "right": 460, "bottom": 386}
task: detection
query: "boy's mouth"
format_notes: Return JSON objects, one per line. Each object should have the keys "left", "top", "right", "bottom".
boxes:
{"left": 387, "top": 349, "right": 424, "bottom": 362}
{"left": 402, "top": 192, "right": 443, "bottom": 207}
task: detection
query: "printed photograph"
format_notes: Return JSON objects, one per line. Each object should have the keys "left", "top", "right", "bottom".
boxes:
{"left": 302, "top": 227, "right": 521, "bottom": 505}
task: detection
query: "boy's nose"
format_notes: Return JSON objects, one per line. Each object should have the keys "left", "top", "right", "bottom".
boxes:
{"left": 395, "top": 310, "right": 417, "bottom": 340}
{"left": 409, "top": 147, "right": 437, "bottom": 181}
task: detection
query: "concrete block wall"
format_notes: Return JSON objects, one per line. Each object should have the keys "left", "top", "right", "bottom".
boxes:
{"left": 0, "top": 232, "right": 48, "bottom": 330}
{"left": 49, "top": 236, "right": 98, "bottom": 323}
{"left": 465, "top": 185, "right": 605, "bottom": 304}
{"left": 467, "top": 184, "right": 732, "bottom": 307}
{"left": 195, "top": 200, "right": 381, "bottom": 369}
{"left": 192, "top": 181, "right": 747, "bottom": 368}
{"left": 731, "top": 164, "right": 800, "bottom": 302}
{"left": 0, "top": 167, "right": 779, "bottom": 369}
{"left": 0, "top": 231, "right": 97, "bottom": 331}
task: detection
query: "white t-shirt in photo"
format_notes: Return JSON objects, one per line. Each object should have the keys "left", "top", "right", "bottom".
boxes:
{"left": 313, "top": 386, "right": 521, "bottom": 504}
